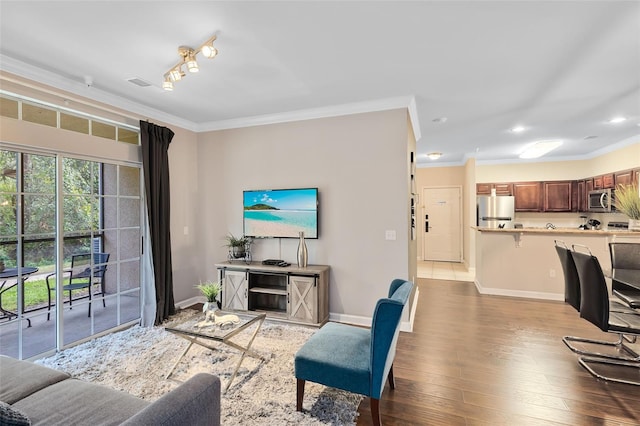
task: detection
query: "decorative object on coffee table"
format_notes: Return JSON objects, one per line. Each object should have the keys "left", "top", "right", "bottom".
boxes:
{"left": 196, "top": 280, "right": 222, "bottom": 319}
{"left": 297, "top": 231, "right": 308, "bottom": 267}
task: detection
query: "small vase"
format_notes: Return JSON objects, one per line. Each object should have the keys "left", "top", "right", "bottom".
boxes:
{"left": 297, "top": 231, "right": 308, "bottom": 268}
{"left": 203, "top": 301, "right": 218, "bottom": 322}
{"left": 629, "top": 219, "right": 640, "bottom": 232}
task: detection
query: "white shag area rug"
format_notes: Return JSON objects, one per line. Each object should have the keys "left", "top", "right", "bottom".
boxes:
{"left": 36, "top": 310, "right": 362, "bottom": 425}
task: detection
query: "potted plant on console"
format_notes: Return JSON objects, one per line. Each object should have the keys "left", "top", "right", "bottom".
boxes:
{"left": 224, "top": 233, "right": 251, "bottom": 260}
{"left": 614, "top": 182, "right": 640, "bottom": 231}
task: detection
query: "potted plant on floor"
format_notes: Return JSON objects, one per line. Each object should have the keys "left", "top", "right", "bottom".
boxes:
{"left": 614, "top": 182, "right": 640, "bottom": 231}
{"left": 196, "top": 281, "right": 222, "bottom": 317}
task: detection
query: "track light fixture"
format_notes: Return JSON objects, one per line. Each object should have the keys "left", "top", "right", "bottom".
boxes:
{"left": 163, "top": 35, "right": 218, "bottom": 91}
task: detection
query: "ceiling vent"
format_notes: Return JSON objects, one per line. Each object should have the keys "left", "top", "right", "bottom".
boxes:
{"left": 127, "top": 77, "right": 152, "bottom": 87}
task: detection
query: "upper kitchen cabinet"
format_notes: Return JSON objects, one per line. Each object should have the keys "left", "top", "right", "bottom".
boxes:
{"left": 543, "top": 181, "right": 576, "bottom": 212}
{"left": 513, "top": 182, "right": 542, "bottom": 212}
{"left": 615, "top": 169, "right": 640, "bottom": 187}
{"left": 602, "top": 173, "right": 615, "bottom": 189}
{"left": 593, "top": 174, "right": 614, "bottom": 189}
{"left": 476, "top": 183, "right": 492, "bottom": 195}
{"left": 476, "top": 182, "right": 513, "bottom": 195}
{"left": 494, "top": 183, "right": 513, "bottom": 195}
{"left": 593, "top": 175, "right": 603, "bottom": 189}
{"left": 577, "top": 180, "right": 586, "bottom": 212}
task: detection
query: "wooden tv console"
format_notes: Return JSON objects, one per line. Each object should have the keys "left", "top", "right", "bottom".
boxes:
{"left": 215, "top": 261, "right": 329, "bottom": 326}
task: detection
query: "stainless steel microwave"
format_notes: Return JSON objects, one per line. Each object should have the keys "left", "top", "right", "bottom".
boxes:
{"left": 588, "top": 188, "right": 613, "bottom": 212}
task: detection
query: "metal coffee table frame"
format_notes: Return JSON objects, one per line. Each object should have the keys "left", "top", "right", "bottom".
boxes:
{"left": 164, "top": 311, "right": 267, "bottom": 392}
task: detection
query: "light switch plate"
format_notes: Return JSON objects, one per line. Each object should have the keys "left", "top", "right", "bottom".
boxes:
{"left": 385, "top": 230, "right": 396, "bottom": 240}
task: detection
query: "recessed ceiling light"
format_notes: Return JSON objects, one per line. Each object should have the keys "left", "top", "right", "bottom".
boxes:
{"left": 519, "top": 140, "right": 563, "bottom": 159}
{"left": 510, "top": 126, "right": 526, "bottom": 133}
{"left": 608, "top": 116, "right": 626, "bottom": 124}
{"left": 432, "top": 117, "right": 447, "bottom": 123}
{"left": 426, "top": 152, "right": 442, "bottom": 160}
{"left": 584, "top": 135, "right": 598, "bottom": 140}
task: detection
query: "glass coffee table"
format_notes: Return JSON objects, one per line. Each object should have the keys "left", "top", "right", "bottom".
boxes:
{"left": 164, "top": 310, "right": 266, "bottom": 392}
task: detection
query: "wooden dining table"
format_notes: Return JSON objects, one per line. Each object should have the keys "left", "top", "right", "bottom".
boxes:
{"left": 0, "top": 266, "right": 39, "bottom": 327}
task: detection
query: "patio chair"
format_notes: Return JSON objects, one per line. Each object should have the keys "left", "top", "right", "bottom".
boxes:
{"left": 46, "top": 252, "right": 110, "bottom": 319}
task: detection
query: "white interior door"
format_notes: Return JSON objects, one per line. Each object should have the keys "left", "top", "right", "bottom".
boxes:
{"left": 422, "top": 187, "right": 462, "bottom": 262}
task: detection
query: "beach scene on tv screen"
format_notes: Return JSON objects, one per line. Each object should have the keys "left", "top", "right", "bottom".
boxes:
{"left": 244, "top": 189, "right": 318, "bottom": 238}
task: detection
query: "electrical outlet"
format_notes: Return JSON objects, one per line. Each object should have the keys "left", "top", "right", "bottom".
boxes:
{"left": 385, "top": 230, "right": 396, "bottom": 240}
{"left": 549, "top": 269, "right": 556, "bottom": 278}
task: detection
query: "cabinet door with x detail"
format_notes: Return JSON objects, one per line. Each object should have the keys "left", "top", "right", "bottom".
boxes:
{"left": 288, "top": 275, "right": 317, "bottom": 323}
{"left": 221, "top": 269, "right": 248, "bottom": 311}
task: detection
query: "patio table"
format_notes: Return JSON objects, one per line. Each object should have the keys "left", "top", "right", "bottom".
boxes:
{"left": 0, "top": 267, "right": 39, "bottom": 327}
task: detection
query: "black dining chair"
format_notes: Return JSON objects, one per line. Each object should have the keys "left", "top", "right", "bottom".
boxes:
{"left": 46, "top": 252, "right": 110, "bottom": 319}
{"left": 572, "top": 245, "right": 640, "bottom": 386}
{"left": 609, "top": 242, "right": 640, "bottom": 309}
{"left": 555, "top": 240, "right": 634, "bottom": 354}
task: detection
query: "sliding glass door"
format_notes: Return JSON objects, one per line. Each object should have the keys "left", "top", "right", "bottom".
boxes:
{"left": 0, "top": 148, "right": 142, "bottom": 359}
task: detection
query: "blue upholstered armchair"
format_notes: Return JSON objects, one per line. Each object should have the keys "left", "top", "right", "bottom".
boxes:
{"left": 294, "top": 279, "right": 414, "bottom": 425}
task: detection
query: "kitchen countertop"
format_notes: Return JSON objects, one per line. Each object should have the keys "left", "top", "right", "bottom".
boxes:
{"left": 475, "top": 227, "right": 640, "bottom": 236}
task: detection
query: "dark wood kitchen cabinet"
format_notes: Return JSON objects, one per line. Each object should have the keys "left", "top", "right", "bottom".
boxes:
{"left": 615, "top": 169, "right": 640, "bottom": 187}
{"left": 577, "top": 180, "right": 587, "bottom": 212}
{"left": 602, "top": 173, "right": 615, "bottom": 189}
{"left": 476, "top": 183, "right": 513, "bottom": 195}
{"left": 513, "top": 182, "right": 542, "bottom": 212}
{"left": 476, "top": 183, "right": 492, "bottom": 195}
{"left": 494, "top": 183, "right": 513, "bottom": 195}
{"left": 585, "top": 178, "right": 594, "bottom": 194}
{"left": 543, "top": 180, "right": 575, "bottom": 212}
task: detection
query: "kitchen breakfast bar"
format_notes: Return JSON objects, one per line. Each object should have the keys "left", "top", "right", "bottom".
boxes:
{"left": 474, "top": 227, "right": 640, "bottom": 300}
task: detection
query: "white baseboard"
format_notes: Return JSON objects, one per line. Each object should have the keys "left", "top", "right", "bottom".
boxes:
{"left": 329, "top": 311, "right": 414, "bottom": 333}
{"left": 177, "top": 296, "right": 415, "bottom": 331}
{"left": 407, "top": 286, "right": 419, "bottom": 332}
{"left": 474, "top": 280, "right": 563, "bottom": 301}
{"left": 175, "top": 296, "right": 204, "bottom": 309}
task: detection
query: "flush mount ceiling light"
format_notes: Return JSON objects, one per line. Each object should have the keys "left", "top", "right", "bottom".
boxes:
{"left": 510, "top": 125, "right": 526, "bottom": 133}
{"left": 163, "top": 35, "right": 218, "bottom": 91}
{"left": 519, "top": 140, "right": 563, "bottom": 159}
{"left": 426, "top": 152, "right": 442, "bottom": 160}
{"left": 608, "top": 116, "right": 626, "bottom": 124}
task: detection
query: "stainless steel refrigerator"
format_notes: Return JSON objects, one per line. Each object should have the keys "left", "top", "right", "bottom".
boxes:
{"left": 477, "top": 195, "right": 515, "bottom": 229}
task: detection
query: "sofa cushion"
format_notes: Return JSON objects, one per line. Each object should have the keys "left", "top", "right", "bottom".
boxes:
{"left": 0, "top": 401, "right": 31, "bottom": 426}
{"left": 12, "top": 379, "right": 149, "bottom": 426}
{"left": 294, "top": 322, "right": 371, "bottom": 396}
{"left": 121, "top": 373, "right": 221, "bottom": 426}
{"left": 0, "top": 356, "right": 70, "bottom": 405}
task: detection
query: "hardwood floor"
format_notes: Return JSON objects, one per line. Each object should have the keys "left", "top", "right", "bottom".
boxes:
{"left": 356, "top": 278, "right": 640, "bottom": 425}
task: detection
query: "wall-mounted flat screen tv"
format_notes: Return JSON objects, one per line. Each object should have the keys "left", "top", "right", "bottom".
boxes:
{"left": 243, "top": 188, "right": 319, "bottom": 239}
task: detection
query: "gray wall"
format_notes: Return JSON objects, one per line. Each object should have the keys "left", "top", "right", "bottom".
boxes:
{"left": 190, "top": 110, "right": 411, "bottom": 320}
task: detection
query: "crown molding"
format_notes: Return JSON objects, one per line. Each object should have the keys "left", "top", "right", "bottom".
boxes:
{"left": 195, "top": 95, "right": 417, "bottom": 132}
{"left": 2, "top": 54, "right": 419, "bottom": 135}
{"left": 0, "top": 54, "right": 198, "bottom": 131}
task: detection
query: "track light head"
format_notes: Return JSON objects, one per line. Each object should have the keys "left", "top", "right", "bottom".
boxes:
{"left": 164, "top": 37, "right": 217, "bottom": 87}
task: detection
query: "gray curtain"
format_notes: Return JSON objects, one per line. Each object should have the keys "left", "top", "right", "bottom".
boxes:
{"left": 140, "top": 121, "right": 175, "bottom": 325}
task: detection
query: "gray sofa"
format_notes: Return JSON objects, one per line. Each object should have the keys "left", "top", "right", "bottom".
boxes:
{"left": 0, "top": 355, "right": 220, "bottom": 426}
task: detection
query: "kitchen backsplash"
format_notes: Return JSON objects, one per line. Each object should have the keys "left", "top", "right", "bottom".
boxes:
{"left": 514, "top": 212, "right": 630, "bottom": 229}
